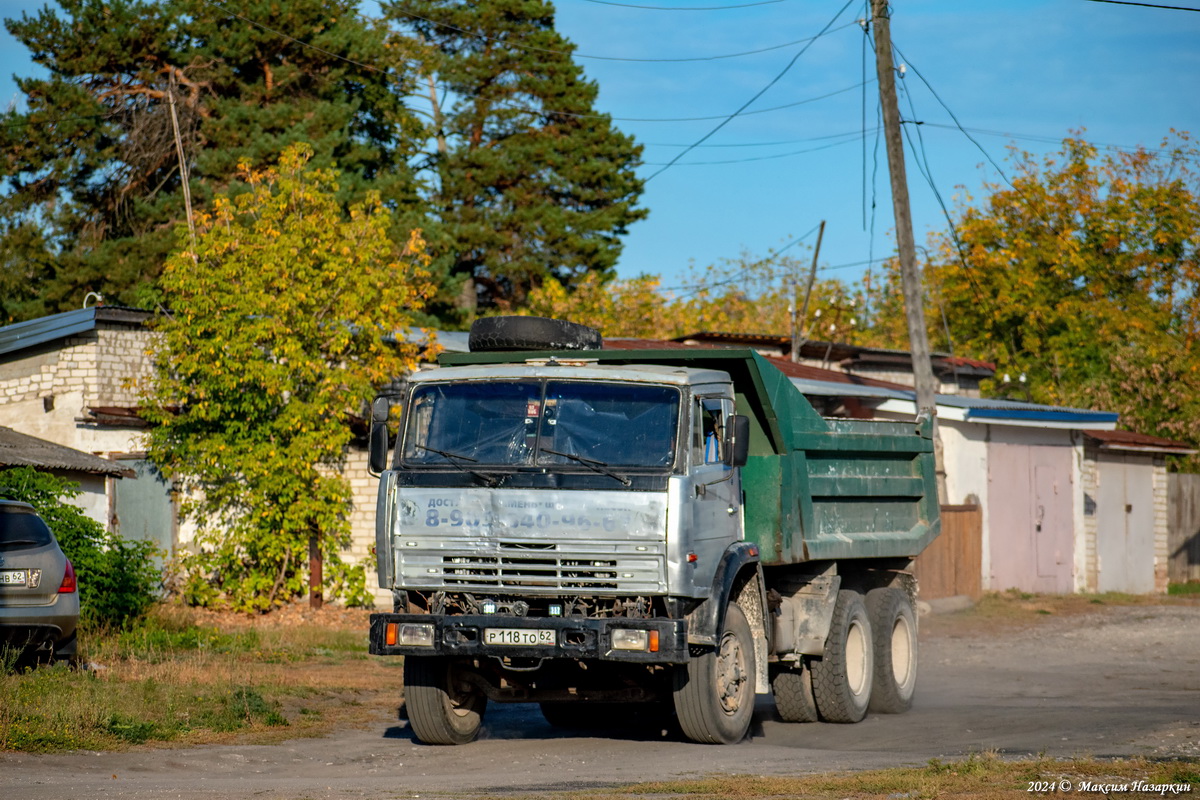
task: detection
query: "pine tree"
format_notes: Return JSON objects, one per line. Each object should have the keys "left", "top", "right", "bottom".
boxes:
{"left": 383, "top": 0, "right": 647, "bottom": 316}
{"left": 0, "top": 0, "right": 422, "bottom": 321}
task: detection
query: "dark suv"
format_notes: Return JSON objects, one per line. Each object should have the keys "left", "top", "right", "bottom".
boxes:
{"left": 0, "top": 499, "right": 79, "bottom": 663}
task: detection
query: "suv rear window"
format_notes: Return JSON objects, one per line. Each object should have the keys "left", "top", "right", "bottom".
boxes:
{"left": 0, "top": 506, "right": 55, "bottom": 550}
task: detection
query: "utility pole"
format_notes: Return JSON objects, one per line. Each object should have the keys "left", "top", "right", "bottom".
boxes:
{"left": 870, "top": 0, "right": 946, "bottom": 499}
{"left": 792, "top": 219, "right": 825, "bottom": 363}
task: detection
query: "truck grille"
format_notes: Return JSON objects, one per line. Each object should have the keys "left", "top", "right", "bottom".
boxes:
{"left": 398, "top": 540, "right": 667, "bottom": 595}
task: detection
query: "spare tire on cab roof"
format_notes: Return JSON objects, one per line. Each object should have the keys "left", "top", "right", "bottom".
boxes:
{"left": 468, "top": 316, "right": 603, "bottom": 353}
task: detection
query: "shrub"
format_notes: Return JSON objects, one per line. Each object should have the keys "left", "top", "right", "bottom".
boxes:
{"left": 0, "top": 467, "right": 160, "bottom": 628}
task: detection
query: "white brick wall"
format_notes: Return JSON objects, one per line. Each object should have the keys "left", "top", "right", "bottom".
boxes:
{"left": 1153, "top": 458, "right": 1169, "bottom": 593}
{"left": 1080, "top": 447, "right": 1100, "bottom": 592}
{"left": 343, "top": 446, "right": 389, "bottom": 608}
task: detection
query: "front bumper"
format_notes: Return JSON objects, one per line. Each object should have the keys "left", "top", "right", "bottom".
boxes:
{"left": 369, "top": 613, "right": 690, "bottom": 664}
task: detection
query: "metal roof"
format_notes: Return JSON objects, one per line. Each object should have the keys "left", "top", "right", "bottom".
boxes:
{"left": 1083, "top": 429, "right": 1195, "bottom": 455}
{"left": 0, "top": 306, "right": 152, "bottom": 360}
{"left": 789, "top": 377, "right": 1119, "bottom": 429}
{"left": 0, "top": 426, "right": 134, "bottom": 477}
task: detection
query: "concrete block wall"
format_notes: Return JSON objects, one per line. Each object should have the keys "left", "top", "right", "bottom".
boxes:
{"left": 1, "top": 334, "right": 96, "bottom": 406}
{"left": 1153, "top": 458, "right": 1169, "bottom": 593}
{"left": 92, "top": 327, "right": 157, "bottom": 408}
{"left": 0, "top": 324, "right": 154, "bottom": 418}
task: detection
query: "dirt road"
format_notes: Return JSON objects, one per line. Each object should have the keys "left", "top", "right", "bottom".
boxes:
{"left": 3, "top": 603, "right": 1198, "bottom": 799}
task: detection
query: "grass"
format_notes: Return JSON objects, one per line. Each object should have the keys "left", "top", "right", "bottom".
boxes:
{"left": 1168, "top": 581, "right": 1200, "bottom": 596}
{"left": 537, "top": 754, "right": 1199, "bottom": 800}
{"left": 0, "top": 602, "right": 393, "bottom": 752}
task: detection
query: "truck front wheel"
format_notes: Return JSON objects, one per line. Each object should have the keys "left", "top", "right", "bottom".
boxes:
{"left": 403, "top": 656, "right": 487, "bottom": 745}
{"left": 673, "top": 603, "right": 756, "bottom": 744}
{"left": 866, "top": 587, "right": 918, "bottom": 713}
{"left": 811, "top": 590, "right": 874, "bottom": 723}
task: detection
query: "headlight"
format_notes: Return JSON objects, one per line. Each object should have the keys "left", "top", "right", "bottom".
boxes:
{"left": 611, "top": 628, "right": 649, "bottom": 651}
{"left": 386, "top": 622, "right": 435, "bottom": 646}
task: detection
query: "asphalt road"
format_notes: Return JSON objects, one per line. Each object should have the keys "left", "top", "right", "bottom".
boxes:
{"left": 4, "top": 603, "right": 1198, "bottom": 799}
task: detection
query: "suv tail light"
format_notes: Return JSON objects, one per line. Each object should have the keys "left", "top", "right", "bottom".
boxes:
{"left": 58, "top": 559, "right": 77, "bottom": 593}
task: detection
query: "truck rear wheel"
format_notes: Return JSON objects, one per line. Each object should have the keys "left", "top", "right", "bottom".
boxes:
{"left": 403, "top": 656, "right": 487, "bottom": 745}
{"left": 811, "top": 590, "right": 874, "bottom": 723}
{"left": 770, "top": 661, "right": 818, "bottom": 723}
{"left": 673, "top": 603, "right": 756, "bottom": 744}
{"left": 866, "top": 587, "right": 918, "bottom": 714}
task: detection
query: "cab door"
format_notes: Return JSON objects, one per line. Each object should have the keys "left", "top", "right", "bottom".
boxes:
{"left": 687, "top": 396, "right": 741, "bottom": 589}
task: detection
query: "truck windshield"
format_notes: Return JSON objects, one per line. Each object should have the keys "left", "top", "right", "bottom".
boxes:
{"left": 401, "top": 380, "right": 680, "bottom": 469}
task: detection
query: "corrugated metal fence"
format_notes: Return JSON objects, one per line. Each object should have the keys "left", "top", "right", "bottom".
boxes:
{"left": 1168, "top": 473, "right": 1200, "bottom": 584}
{"left": 913, "top": 504, "right": 983, "bottom": 599}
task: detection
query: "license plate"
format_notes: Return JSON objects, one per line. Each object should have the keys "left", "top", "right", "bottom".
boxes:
{"left": 484, "top": 628, "right": 555, "bottom": 646}
{"left": 0, "top": 570, "right": 26, "bottom": 586}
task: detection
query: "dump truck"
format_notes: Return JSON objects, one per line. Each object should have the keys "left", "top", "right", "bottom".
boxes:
{"left": 367, "top": 317, "right": 939, "bottom": 745}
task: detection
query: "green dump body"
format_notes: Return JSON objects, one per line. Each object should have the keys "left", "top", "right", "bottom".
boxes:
{"left": 439, "top": 347, "right": 940, "bottom": 567}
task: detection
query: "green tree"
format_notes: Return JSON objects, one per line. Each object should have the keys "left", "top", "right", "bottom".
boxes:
{"left": 0, "top": 0, "right": 421, "bottom": 322}
{"left": 0, "top": 467, "right": 159, "bottom": 629}
{"left": 895, "top": 132, "right": 1200, "bottom": 458}
{"left": 383, "top": 0, "right": 647, "bottom": 317}
{"left": 141, "top": 143, "right": 433, "bottom": 612}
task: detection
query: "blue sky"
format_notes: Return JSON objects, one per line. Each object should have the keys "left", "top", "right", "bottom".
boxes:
{"left": 3, "top": 0, "right": 1199, "bottom": 294}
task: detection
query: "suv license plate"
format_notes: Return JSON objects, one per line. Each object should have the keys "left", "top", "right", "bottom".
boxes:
{"left": 484, "top": 628, "right": 555, "bottom": 646}
{"left": 0, "top": 570, "right": 27, "bottom": 586}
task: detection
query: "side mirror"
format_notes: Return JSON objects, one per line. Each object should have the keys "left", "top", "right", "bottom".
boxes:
{"left": 726, "top": 414, "right": 750, "bottom": 467}
{"left": 368, "top": 397, "right": 391, "bottom": 474}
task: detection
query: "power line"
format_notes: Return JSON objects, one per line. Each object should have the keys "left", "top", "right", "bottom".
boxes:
{"left": 645, "top": 0, "right": 857, "bottom": 181}
{"left": 658, "top": 222, "right": 823, "bottom": 294}
{"left": 1079, "top": 0, "right": 1200, "bottom": 10}
{"left": 640, "top": 134, "right": 862, "bottom": 165}
{"left": 539, "top": 80, "right": 870, "bottom": 122}
{"left": 576, "top": 0, "right": 788, "bottom": 8}
{"left": 389, "top": 6, "right": 858, "bottom": 63}
{"left": 640, "top": 127, "right": 879, "bottom": 147}
{"left": 820, "top": 255, "right": 895, "bottom": 272}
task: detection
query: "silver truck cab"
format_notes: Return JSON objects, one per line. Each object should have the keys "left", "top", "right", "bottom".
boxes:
{"left": 374, "top": 360, "right": 747, "bottom": 627}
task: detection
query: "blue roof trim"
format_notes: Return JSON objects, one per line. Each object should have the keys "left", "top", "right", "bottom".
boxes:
{"left": 0, "top": 307, "right": 98, "bottom": 359}
{"left": 964, "top": 407, "right": 1119, "bottom": 424}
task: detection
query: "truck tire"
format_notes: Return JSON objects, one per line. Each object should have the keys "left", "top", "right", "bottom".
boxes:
{"left": 866, "top": 587, "right": 918, "bottom": 714}
{"left": 672, "top": 603, "right": 756, "bottom": 744}
{"left": 468, "top": 316, "right": 603, "bottom": 352}
{"left": 811, "top": 590, "right": 874, "bottom": 724}
{"left": 770, "top": 662, "right": 818, "bottom": 723}
{"left": 403, "top": 656, "right": 487, "bottom": 745}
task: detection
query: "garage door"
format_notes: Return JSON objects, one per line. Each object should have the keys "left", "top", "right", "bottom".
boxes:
{"left": 1096, "top": 454, "right": 1155, "bottom": 593}
{"left": 988, "top": 442, "right": 1074, "bottom": 593}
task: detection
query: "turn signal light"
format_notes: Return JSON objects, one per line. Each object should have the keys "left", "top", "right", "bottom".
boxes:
{"left": 385, "top": 622, "right": 398, "bottom": 646}
{"left": 58, "top": 559, "right": 76, "bottom": 594}
{"left": 649, "top": 630, "right": 660, "bottom": 653}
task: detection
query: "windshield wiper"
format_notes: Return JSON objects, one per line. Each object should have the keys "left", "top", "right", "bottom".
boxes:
{"left": 537, "top": 446, "right": 632, "bottom": 487}
{"left": 414, "top": 444, "right": 499, "bottom": 487}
